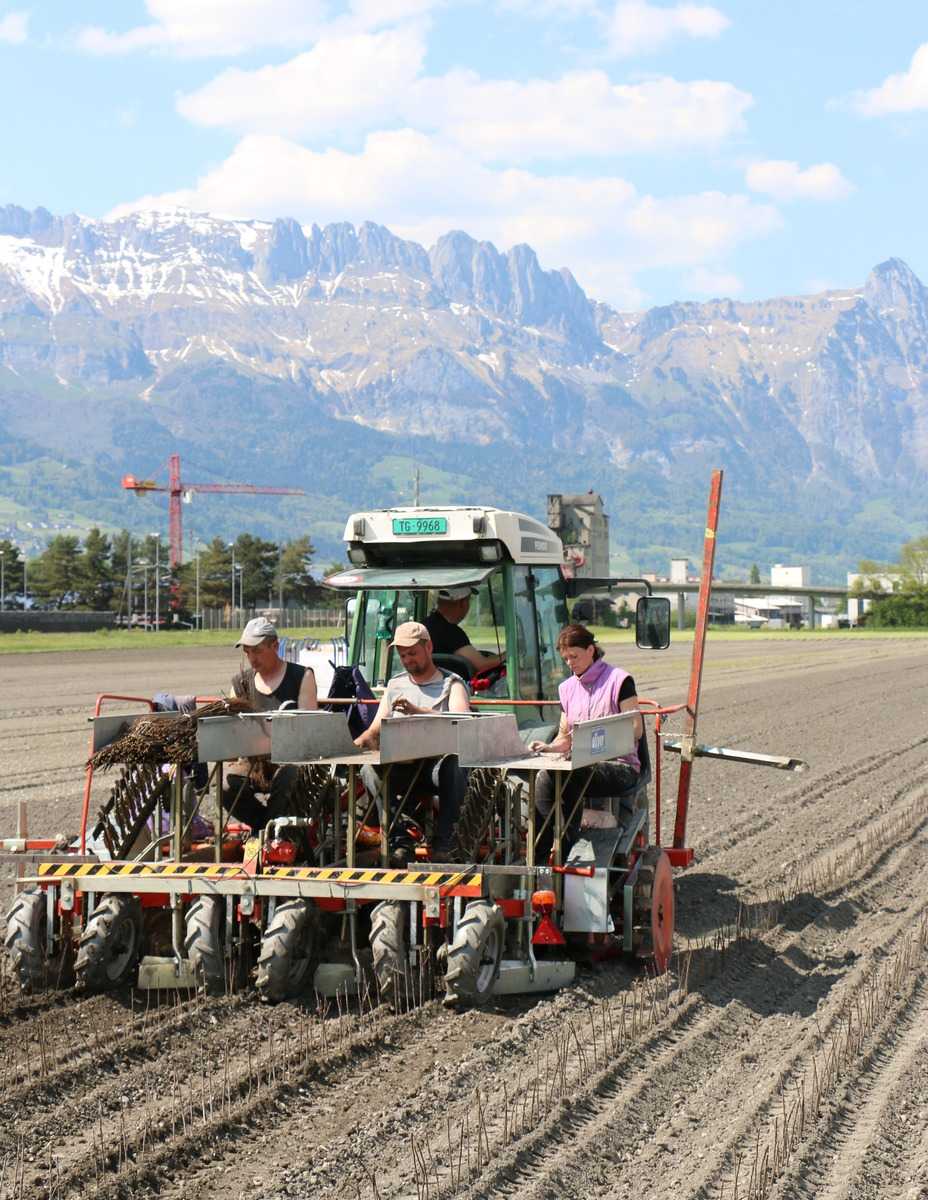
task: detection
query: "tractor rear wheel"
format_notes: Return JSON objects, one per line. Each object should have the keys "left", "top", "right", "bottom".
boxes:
{"left": 75, "top": 894, "right": 143, "bottom": 991}
{"left": 633, "top": 848, "right": 674, "bottom": 973}
{"left": 370, "top": 900, "right": 412, "bottom": 1010}
{"left": 185, "top": 896, "right": 230, "bottom": 996}
{"left": 443, "top": 901, "right": 504, "bottom": 1008}
{"left": 4, "top": 889, "right": 73, "bottom": 992}
{"left": 255, "top": 900, "right": 319, "bottom": 1002}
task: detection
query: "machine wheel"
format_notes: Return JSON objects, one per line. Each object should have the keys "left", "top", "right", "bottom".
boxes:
{"left": 370, "top": 900, "right": 412, "bottom": 1009}
{"left": 75, "top": 894, "right": 143, "bottom": 991}
{"left": 255, "top": 900, "right": 319, "bottom": 1002}
{"left": 4, "top": 889, "right": 73, "bottom": 992}
{"left": 634, "top": 848, "right": 674, "bottom": 973}
{"left": 185, "top": 896, "right": 230, "bottom": 995}
{"left": 443, "top": 901, "right": 504, "bottom": 1008}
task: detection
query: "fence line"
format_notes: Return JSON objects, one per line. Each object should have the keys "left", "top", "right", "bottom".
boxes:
{"left": 201, "top": 607, "right": 343, "bottom": 631}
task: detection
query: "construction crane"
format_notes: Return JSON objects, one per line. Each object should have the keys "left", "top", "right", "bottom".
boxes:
{"left": 121, "top": 453, "right": 304, "bottom": 571}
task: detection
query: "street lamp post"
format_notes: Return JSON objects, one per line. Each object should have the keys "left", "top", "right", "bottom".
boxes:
{"left": 22, "top": 555, "right": 27, "bottom": 610}
{"left": 153, "top": 534, "right": 161, "bottom": 631}
{"left": 237, "top": 564, "right": 244, "bottom": 615}
{"left": 0, "top": 551, "right": 5, "bottom": 612}
{"left": 230, "top": 544, "right": 236, "bottom": 623}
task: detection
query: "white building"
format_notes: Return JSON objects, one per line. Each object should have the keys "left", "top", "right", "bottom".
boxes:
{"left": 771, "top": 564, "right": 809, "bottom": 588}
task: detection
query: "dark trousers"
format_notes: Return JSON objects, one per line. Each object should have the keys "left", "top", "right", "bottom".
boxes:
{"left": 534, "top": 761, "right": 639, "bottom": 860}
{"left": 223, "top": 764, "right": 301, "bottom": 832}
{"left": 361, "top": 756, "right": 468, "bottom": 846}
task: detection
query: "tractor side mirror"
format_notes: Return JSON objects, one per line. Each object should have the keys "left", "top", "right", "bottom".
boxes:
{"left": 635, "top": 596, "right": 671, "bottom": 650}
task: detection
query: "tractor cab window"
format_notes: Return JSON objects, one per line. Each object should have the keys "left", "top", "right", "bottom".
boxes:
{"left": 512, "top": 566, "right": 569, "bottom": 719}
{"left": 354, "top": 590, "right": 415, "bottom": 687}
{"left": 455, "top": 572, "right": 507, "bottom": 658}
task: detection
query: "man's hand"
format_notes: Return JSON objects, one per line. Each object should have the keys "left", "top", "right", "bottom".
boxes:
{"left": 391, "top": 696, "right": 424, "bottom": 716}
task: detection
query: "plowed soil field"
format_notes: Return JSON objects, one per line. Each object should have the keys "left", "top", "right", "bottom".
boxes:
{"left": 0, "top": 635, "right": 927, "bottom": 1200}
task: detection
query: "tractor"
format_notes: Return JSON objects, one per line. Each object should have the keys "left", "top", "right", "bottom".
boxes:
{"left": 4, "top": 469, "right": 803, "bottom": 1006}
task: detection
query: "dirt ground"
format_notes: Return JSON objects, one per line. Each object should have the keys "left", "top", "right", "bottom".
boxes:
{"left": 0, "top": 635, "right": 927, "bottom": 1200}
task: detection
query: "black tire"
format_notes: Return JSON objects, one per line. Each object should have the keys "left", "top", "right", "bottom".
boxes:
{"left": 370, "top": 900, "right": 412, "bottom": 1009}
{"left": 453, "top": 769, "right": 523, "bottom": 862}
{"left": 255, "top": 900, "right": 319, "bottom": 1002}
{"left": 185, "top": 896, "right": 228, "bottom": 995}
{"left": 4, "top": 889, "right": 72, "bottom": 992}
{"left": 443, "top": 901, "right": 504, "bottom": 1008}
{"left": 75, "top": 894, "right": 143, "bottom": 991}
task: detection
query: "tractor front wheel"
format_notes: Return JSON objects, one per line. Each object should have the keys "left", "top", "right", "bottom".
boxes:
{"left": 255, "top": 900, "right": 319, "bottom": 1002}
{"left": 4, "top": 889, "right": 73, "bottom": 993}
{"left": 443, "top": 901, "right": 504, "bottom": 1008}
{"left": 75, "top": 894, "right": 143, "bottom": 991}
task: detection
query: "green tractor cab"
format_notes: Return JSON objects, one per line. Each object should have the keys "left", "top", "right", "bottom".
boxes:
{"left": 325, "top": 504, "right": 670, "bottom": 741}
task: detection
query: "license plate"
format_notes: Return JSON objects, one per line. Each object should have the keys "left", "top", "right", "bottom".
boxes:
{"left": 392, "top": 517, "right": 448, "bottom": 536}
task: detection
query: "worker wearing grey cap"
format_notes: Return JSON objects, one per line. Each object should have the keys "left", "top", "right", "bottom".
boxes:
{"left": 424, "top": 587, "right": 503, "bottom": 675}
{"left": 223, "top": 617, "right": 317, "bottom": 831}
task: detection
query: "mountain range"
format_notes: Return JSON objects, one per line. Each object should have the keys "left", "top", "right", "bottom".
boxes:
{"left": 1, "top": 202, "right": 927, "bottom": 581}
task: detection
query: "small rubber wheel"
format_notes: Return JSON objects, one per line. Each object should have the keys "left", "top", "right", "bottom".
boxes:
{"left": 185, "top": 896, "right": 230, "bottom": 995}
{"left": 370, "top": 899, "right": 413, "bottom": 1010}
{"left": 255, "top": 900, "right": 319, "bottom": 1002}
{"left": 75, "top": 894, "right": 143, "bottom": 991}
{"left": 4, "top": 889, "right": 73, "bottom": 992}
{"left": 443, "top": 901, "right": 504, "bottom": 1008}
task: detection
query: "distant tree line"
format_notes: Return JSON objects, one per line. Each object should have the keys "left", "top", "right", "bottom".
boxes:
{"left": 854, "top": 535, "right": 928, "bottom": 627}
{"left": 0, "top": 532, "right": 346, "bottom": 614}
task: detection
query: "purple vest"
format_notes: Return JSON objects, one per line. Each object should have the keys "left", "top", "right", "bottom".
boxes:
{"left": 558, "top": 658, "right": 640, "bottom": 772}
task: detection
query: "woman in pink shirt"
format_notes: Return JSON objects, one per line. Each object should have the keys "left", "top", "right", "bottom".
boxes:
{"left": 530, "top": 623, "right": 642, "bottom": 860}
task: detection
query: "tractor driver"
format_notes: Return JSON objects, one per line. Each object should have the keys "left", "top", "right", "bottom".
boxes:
{"left": 223, "top": 617, "right": 318, "bottom": 831}
{"left": 355, "top": 621, "right": 470, "bottom": 861}
{"left": 424, "top": 587, "right": 504, "bottom": 677}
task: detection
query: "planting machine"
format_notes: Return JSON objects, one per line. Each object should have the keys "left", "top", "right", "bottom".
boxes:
{"left": 4, "top": 468, "right": 804, "bottom": 1006}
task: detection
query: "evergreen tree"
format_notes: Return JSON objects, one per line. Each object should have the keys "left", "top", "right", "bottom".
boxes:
{"left": 0, "top": 540, "right": 23, "bottom": 607}
{"left": 78, "top": 528, "right": 113, "bottom": 609}
{"left": 233, "top": 533, "right": 279, "bottom": 608}
{"left": 31, "top": 536, "right": 82, "bottom": 607}
{"left": 278, "top": 536, "right": 318, "bottom": 606}
{"left": 749, "top": 563, "right": 761, "bottom": 585}
{"left": 195, "top": 537, "right": 234, "bottom": 609}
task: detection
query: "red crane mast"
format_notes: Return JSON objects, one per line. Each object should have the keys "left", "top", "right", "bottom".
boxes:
{"left": 121, "top": 453, "right": 304, "bottom": 570}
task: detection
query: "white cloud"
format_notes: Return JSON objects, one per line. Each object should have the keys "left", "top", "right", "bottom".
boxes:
{"left": 0, "top": 10, "right": 28, "bottom": 44}
{"left": 178, "top": 28, "right": 426, "bottom": 136}
{"left": 604, "top": 0, "right": 729, "bottom": 58}
{"left": 683, "top": 266, "right": 743, "bottom": 297}
{"left": 413, "top": 71, "right": 751, "bottom": 161}
{"left": 76, "top": 0, "right": 330, "bottom": 57}
{"left": 180, "top": 50, "right": 752, "bottom": 159}
{"left": 849, "top": 42, "right": 928, "bottom": 116}
{"left": 745, "top": 160, "right": 853, "bottom": 202}
{"left": 110, "top": 130, "right": 780, "bottom": 307}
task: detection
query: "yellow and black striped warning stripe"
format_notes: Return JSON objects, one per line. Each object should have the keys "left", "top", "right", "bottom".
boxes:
{"left": 37, "top": 861, "right": 483, "bottom": 889}
{"left": 38, "top": 861, "right": 250, "bottom": 880}
{"left": 264, "top": 866, "right": 483, "bottom": 888}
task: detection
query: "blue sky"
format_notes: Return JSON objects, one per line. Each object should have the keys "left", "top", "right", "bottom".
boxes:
{"left": 1, "top": 1, "right": 927, "bottom": 308}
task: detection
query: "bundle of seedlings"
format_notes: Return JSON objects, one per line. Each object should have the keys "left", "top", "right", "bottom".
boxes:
{"left": 89, "top": 697, "right": 253, "bottom": 770}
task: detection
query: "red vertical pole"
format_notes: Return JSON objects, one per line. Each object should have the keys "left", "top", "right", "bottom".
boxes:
{"left": 670, "top": 469, "right": 723, "bottom": 866}
{"left": 168, "top": 453, "right": 182, "bottom": 571}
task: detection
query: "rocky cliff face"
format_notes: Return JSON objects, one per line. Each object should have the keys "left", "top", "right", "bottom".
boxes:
{"left": 0, "top": 204, "right": 926, "bottom": 573}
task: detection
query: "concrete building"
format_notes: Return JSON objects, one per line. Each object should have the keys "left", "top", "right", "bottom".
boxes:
{"left": 547, "top": 492, "right": 610, "bottom": 578}
{"left": 771, "top": 564, "right": 809, "bottom": 588}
